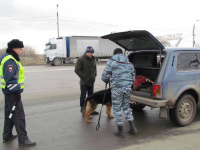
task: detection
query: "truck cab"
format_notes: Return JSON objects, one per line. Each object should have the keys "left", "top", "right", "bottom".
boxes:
{"left": 44, "top": 37, "right": 67, "bottom": 66}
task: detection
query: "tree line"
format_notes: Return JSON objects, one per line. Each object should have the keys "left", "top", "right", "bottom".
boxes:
{"left": 0, "top": 46, "right": 38, "bottom": 57}
{"left": 0, "top": 46, "right": 44, "bottom": 65}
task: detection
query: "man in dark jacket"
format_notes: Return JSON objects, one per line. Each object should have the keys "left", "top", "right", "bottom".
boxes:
{"left": 75, "top": 46, "right": 98, "bottom": 115}
{"left": 0, "top": 39, "right": 36, "bottom": 146}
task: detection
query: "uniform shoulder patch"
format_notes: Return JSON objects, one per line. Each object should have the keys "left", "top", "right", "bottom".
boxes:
{"left": 8, "top": 65, "right": 13, "bottom": 72}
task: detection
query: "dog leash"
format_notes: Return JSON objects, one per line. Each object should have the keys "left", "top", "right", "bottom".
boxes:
{"left": 96, "top": 83, "right": 108, "bottom": 131}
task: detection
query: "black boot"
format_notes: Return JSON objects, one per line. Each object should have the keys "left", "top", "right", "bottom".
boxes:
{"left": 114, "top": 126, "right": 125, "bottom": 138}
{"left": 3, "top": 134, "right": 18, "bottom": 143}
{"left": 19, "top": 139, "right": 36, "bottom": 146}
{"left": 128, "top": 121, "right": 137, "bottom": 134}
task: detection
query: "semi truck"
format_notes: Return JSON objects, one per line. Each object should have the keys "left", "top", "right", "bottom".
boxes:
{"left": 44, "top": 36, "right": 123, "bottom": 66}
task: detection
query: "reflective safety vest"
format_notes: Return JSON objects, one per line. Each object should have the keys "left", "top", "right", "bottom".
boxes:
{"left": 0, "top": 55, "right": 25, "bottom": 89}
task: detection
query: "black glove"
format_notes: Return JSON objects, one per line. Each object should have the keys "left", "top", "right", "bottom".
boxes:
{"left": 104, "top": 79, "right": 110, "bottom": 84}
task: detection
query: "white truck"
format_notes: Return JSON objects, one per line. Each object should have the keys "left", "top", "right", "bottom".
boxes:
{"left": 44, "top": 36, "right": 123, "bottom": 66}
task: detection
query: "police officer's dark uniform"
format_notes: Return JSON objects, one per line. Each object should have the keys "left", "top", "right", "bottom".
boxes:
{"left": 0, "top": 39, "right": 36, "bottom": 146}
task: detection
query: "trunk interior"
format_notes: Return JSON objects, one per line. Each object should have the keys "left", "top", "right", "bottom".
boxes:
{"left": 128, "top": 51, "right": 165, "bottom": 96}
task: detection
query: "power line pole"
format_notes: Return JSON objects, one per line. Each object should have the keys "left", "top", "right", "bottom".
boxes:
{"left": 193, "top": 20, "right": 199, "bottom": 47}
{"left": 57, "top": 4, "right": 60, "bottom": 38}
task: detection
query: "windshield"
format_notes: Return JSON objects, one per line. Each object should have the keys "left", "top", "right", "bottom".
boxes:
{"left": 116, "top": 36, "right": 161, "bottom": 51}
{"left": 44, "top": 44, "right": 57, "bottom": 51}
{"left": 45, "top": 45, "right": 50, "bottom": 51}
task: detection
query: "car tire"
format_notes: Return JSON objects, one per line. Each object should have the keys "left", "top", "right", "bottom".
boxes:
{"left": 169, "top": 94, "right": 197, "bottom": 126}
{"left": 53, "top": 58, "right": 62, "bottom": 66}
{"left": 130, "top": 103, "right": 146, "bottom": 111}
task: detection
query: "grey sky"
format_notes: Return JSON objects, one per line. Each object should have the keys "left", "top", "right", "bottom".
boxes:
{"left": 0, "top": 0, "right": 199, "bottom": 54}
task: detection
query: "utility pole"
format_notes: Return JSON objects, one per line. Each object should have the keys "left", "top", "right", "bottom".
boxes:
{"left": 193, "top": 20, "right": 199, "bottom": 47}
{"left": 57, "top": 4, "right": 60, "bottom": 38}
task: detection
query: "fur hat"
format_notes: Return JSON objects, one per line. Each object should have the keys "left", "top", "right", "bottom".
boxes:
{"left": 113, "top": 48, "right": 123, "bottom": 55}
{"left": 7, "top": 39, "right": 24, "bottom": 49}
{"left": 86, "top": 46, "right": 94, "bottom": 53}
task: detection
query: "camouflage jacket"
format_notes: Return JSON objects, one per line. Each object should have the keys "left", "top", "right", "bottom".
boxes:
{"left": 101, "top": 54, "right": 135, "bottom": 88}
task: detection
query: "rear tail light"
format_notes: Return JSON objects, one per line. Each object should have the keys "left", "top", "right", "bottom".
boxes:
{"left": 152, "top": 84, "right": 161, "bottom": 98}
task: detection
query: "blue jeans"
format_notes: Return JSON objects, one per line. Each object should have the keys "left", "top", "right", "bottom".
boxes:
{"left": 80, "top": 86, "right": 94, "bottom": 108}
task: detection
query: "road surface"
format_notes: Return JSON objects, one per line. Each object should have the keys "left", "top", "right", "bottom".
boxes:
{"left": 0, "top": 64, "right": 200, "bottom": 150}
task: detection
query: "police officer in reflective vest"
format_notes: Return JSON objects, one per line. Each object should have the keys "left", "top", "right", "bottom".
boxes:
{"left": 0, "top": 39, "right": 36, "bottom": 146}
{"left": 101, "top": 48, "right": 137, "bottom": 138}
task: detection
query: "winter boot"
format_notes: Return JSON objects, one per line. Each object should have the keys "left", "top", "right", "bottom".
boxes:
{"left": 3, "top": 134, "right": 18, "bottom": 143}
{"left": 128, "top": 121, "right": 137, "bottom": 134}
{"left": 19, "top": 139, "right": 36, "bottom": 146}
{"left": 114, "top": 126, "right": 125, "bottom": 138}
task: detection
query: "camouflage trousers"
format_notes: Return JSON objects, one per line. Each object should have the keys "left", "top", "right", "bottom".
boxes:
{"left": 111, "top": 87, "right": 134, "bottom": 126}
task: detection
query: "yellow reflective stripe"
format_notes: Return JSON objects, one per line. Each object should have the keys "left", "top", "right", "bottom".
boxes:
{"left": 1, "top": 77, "right": 5, "bottom": 88}
{"left": 1, "top": 78, "right": 5, "bottom": 82}
{"left": 1, "top": 85, "right": 5, "bottom": 88}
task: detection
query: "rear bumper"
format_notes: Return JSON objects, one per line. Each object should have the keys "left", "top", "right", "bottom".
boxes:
{"left": 130, "top": 94, "right": 169, "bottom": 108}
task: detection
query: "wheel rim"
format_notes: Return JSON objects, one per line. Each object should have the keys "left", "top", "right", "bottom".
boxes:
{"left": 54, "top": 59, "right": 61, "bottom": 65}
{"left": 178, "top": 99, "right": 194, "bottom": 121}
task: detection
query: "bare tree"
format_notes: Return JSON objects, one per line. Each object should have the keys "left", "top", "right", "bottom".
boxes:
{"left": 21, "top": 46, "right": 37, "bottom": 58}
{"left": 156, "top": 37, "right": 171, "bottom": 47}
{"left": 0, "top": 46, "right": 37, "bottom": 57}
{"left": 195, "top": 43, "right": 200, "bottom": 48}
{"left": 159, "top": 40, "right": 171, "bottom": 47}
{"left": 0, "top": 46, "right": 44, "bottom": 65}
{"left": 0, "top": 47, "right": 6, "bottom": 56}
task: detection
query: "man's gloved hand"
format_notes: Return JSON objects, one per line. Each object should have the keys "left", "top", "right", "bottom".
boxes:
{"left": 104, "top": 79, "right": 110, "bottom": 84}
{"left": 14, "top": 92, "right": 21, "bottom": 102}
{"left": 105, "top": 81, "right": 109, "bottom": 84}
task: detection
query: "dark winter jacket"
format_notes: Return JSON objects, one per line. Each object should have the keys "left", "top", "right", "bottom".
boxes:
{"left": 75, "top": 54, "right": 97, "bottom": 86}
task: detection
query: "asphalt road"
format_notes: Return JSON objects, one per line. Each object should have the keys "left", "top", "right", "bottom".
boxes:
{"left": 0, "top": 64, "right": 200, "bottom": 150}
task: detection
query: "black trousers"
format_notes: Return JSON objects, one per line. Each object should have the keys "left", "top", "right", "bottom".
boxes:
{"left": 3, "top": 93, "right": 28, "bottom": 142}
{"left": 80, "top": 86, "right": 94, "bottom": 108}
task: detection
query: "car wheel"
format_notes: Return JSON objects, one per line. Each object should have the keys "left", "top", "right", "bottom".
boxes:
{"left": 169, "top": 94, "right": 197, "bottom": 126}
{"left": 130, "top": 103, "right": 146, "bottom": 111}
{"left": 53, "top": 58, "right": 62, "bottom": 66}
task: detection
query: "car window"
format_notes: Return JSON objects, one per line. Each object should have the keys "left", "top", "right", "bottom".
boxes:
{"left": 131, "top": 53, "right": 164, "bottom": 68}
{"left": 50, "top": 44, "right": 57, "bottom": 50}
{"left": 177, "top": 53, "right": 200, "bottom": 71}
{"left": 131, "top": 54, "right": 154, "bottom": 67}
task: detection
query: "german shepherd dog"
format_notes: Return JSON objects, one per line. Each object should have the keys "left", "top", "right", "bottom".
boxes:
{"left": 81, "top": 88, "right": 114, "bottom": 123}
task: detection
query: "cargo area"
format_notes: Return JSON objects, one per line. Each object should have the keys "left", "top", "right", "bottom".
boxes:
{"left": 128, "top": 52, "right": 165, "bottom": 96}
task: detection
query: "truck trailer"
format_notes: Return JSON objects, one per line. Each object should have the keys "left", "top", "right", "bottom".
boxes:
{"left": 44, "top": 36, "right": 123, "bottom": 66}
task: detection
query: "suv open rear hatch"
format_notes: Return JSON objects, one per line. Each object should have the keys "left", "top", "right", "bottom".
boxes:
{"left": 101, "top": 30, "right": 165, "bottom": 51}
